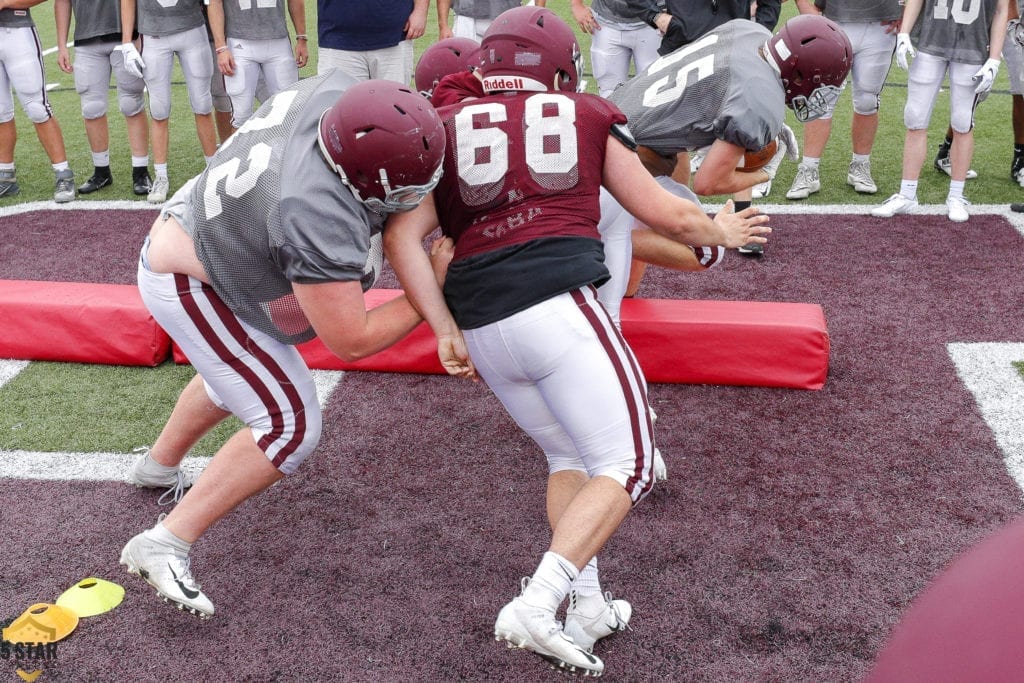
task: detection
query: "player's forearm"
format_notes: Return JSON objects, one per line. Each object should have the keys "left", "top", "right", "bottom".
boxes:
{"left": 384, "top": 234, "right": 462, "bottom": 340}
{"left": 0, "top": 0, "right": 44, "bottom": 10}
{"left": 120, "top": 0, "right": 136, "bottom": 42}
{"left": 436, "top": 0, "right": 452, "bottom": 29}
{"left": 54, "top": 0, "right": 71, "bottom": 45}
{"left": 287, "top": 0, "right": 306, "bottom": 37}
{"left": 990, "top": 0, "right": 1010, "bottom": 59}
{"left": 900, "top": 0, "right": 923, "bottom": 35}
{"left": 206, "top": 0, "right": 227, "bottom": 47}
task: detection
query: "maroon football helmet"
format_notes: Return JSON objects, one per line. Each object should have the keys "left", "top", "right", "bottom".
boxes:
{"left": 317, "top": 80, "right": 446, "bottom": 213}
{"left": 766, "top": 15, "right": 852, "bottom": 123}
{"left": 415, "top": 37, "right": 481, "bottom": 95}
{"left": 478, "top": 6, "right": 583, "bottom": 94}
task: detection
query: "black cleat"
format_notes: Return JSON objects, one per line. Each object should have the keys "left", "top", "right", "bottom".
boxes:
{"left": 133, "top": 168, "right": 153, "bottom": 196}
{"left": 79, "top": 171, "right": 113, "bottom": 194}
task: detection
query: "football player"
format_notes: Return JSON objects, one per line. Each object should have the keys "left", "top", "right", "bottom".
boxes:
{"left": 385, "top": 7, "right": 769, "bottom": 676}
{"left": 873, "top": 0, "right": 1009, "bottom": 223}
{"left": 786, "top": 0, "right": 903, "bottom": 200}
{"left": 0, "top": 3, "right": 76, "bottom": 202}
{"left": 206, "top": 0, "right": 307, "bottom": 131}
{"left": 119, "top": 76, "right": 447, "bottom": 618}
{"left": 609, "top": 14, "right": 848, "bottom": 270}
{"left": 55, "top": 0, "right": 153, "bottom": 196}
{"left": 120, "top": 0, "right": 219, "bottom": 204}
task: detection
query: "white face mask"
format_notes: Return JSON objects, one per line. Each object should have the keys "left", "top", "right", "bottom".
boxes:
{"left": 790, "top": 85, "right": 842, "bottom": 123}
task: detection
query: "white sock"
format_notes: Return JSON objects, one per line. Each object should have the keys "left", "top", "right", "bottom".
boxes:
{"left": 131, "top": 155, "right": 150, "bottom": 168}
{"left": 570, "top": 558, "right": 608, "bottom": 616}
{"left": 0, "top": 162, "right": 14, "bottom": 172}
{"left": 149, "top": 520, "right": 191, "bottom": 553}
{"left": 801, "top": 156, "right": 820, "bottom": 169}
{"left": 52, "top": 161, "right": 70, "bottom": 173}
{"left": 204, "top": 155, "right": 215, "bottom": 165}
{"left": 948, "top": 180, "right": 965, "bottom": 200}
{"left": 91, "top": 150, "right": 110, "bottom": 167}
{"left": 852, "top": 153, "right": 870, "bottom": 164}
{"left": 522, "top": 551, "right": 578, "bottom": 613}
{"left": 899, "top": 179, "right": 918, "bottom": 200}
{"left": 154, "top": 163, "right": 168, "bottom": 180}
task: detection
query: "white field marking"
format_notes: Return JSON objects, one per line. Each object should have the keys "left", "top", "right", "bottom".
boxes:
{"left": 0, "top": 363, "right": 345, "bottom": 482}
{"left": 948, "top": 343, "right": 1024, "bottom": 497}
{"left": 4, "top": 198, "right": 1021, "bottom": 237}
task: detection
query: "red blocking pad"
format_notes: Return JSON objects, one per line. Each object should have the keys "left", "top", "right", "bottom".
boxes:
{"left": 0, "top": 280, "right": 171, "bottom": 366}
{"left": 175, "top": 291, "right": 829, "bottom": 389}
{"left": 620, "top": 298, "right": 829, "bottom": 389}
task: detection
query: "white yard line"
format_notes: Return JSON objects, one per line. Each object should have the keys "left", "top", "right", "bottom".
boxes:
{"left": 948, "top": 343, "right": 1024, "bottom": 496}
{"left": 0, "top": 361, "right": 344, "bottom": 482}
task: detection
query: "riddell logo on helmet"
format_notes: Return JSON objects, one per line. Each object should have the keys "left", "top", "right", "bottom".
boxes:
{"left": 482, "top": 75, "right": 548, "bottom": 92}
{"left": 483, "top": 76, "right": 525, "bottom": 90}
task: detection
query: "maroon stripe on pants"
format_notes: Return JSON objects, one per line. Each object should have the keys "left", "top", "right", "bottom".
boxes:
{"left": 174, "top": 275, "right": 307, "bottom": 469}
{"left": 571, "top": 287, "right": 651, "bottom": 500}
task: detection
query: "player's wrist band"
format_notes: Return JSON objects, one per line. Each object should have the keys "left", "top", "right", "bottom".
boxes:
{"left": 295, "top": 34, "right": 308, "bottom": 40}
{"left": 215, "top": 46, "right": 229, "bottom": 53}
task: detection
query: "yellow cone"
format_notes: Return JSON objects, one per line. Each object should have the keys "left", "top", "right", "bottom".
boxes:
{"left": 56, "top": 577, "right": 125, "bottom": 618}
{"left": 2, "top": 603, "right": 78, "bottom": 644}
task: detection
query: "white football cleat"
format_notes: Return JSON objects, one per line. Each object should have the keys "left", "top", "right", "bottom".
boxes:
{"left": 564, "top": 592, "right": 632, "bottom": 652}
{"left": 872, "top": 194, "right": 918, "bottom": 218}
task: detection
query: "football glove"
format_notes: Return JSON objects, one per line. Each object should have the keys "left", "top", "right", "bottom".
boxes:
{"left": 973, "top": 58, "right": 1000, "bottom": 99}
{"left": 895, "top": 33, "right": 915, "bottom": 71}
{"left": 761, "top": 142, "right": 788, "bottom": 181}
{"left": 118, "top": 43, "right": 145, "bottom": 79}
{"left": 776, "top": 123, "right": 799, "bottom": 162}
{"left": 1009, "top": 19, "right": 1024, "bottom": 49}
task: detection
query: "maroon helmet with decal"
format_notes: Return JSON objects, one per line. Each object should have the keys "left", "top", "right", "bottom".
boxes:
{"left": 415, "top": 37, "right": 481, "bottom": 95}
{"left": 766, "top": 15, "right": 852, "bottom": 123}
{"left": 478, "top": 6, "right": 583, "bottom": 94}
{"left": 318, "top": 80, "right": 446, "bottom": 213}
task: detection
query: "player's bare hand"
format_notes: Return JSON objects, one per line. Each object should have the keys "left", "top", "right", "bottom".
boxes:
{"left": 882, "top": 19, "right": 901, "bottom": 34}
{"left": 217, "top": 50, "right": 235, "bottom": 76}
{"left": 437, "top": 333, "right": 477, "bottom": 380}
{"left": 438, "top": 25, "right": 454, "bottom": 40}
{"left": 57, "top": 48, "right": 73, "bottom": 74}
{"left": 428, "top": 236, "right": 456, "bottom": 287}
{"left": 714, "top": 199, "right": 771, "bottom": 250}
{"left": 572, "top": 5, "right": 599, "bottom": 33}
{"left": 295, "top": 41, "right": 309, "bottom": 68}
{"left": 405, "top": 9, "right": 427, "bottom": 40}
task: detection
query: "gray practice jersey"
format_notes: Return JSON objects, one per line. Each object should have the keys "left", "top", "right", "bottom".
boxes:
{"left": 223, "top": 0, "right": 289, "bottom": 40}
{"left": 0, "top": 8, "right": 33, "bottom": 28}
{"left": 452, "top": 0, "right": 519, "bottom": 20}
{"left": 611, "top": 20, "right": 784, "bottom": 155}
{"left": 136, "top": 0, "right": 205, "bottom": 37}
{"left": 818, "top": 0, "right": 902, "bottom": 23}
{"left": 186, "top": 70, "right": 384, "bottom": 345}
{"left": 71, "top": 0, "right": 122, "bottom": 42}
{"left": 916, "top": 0, "right": 999, "bottom": 65}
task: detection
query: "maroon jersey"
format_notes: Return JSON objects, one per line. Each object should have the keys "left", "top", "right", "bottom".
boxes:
{"left": 435, "top": 90, "right": 628, "bottom": 329}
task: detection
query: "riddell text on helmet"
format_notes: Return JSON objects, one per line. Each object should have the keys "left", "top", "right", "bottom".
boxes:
{"left": 482, "top": 76, "right": 547, "bottom": 91}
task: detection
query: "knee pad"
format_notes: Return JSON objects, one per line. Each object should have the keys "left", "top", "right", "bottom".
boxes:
{"left": 903, "top": 98, "right": 933, "bottom": 131}
{"left": 271, "top": 406, "right": 323, "bottom": 475}
{"left": 117, "top": 90, "right": 146, "bottom": 118}
{"left": 149, "top": 89, "right": 171, "bottom": 121}
{"left": 23, "top": 99, "right": 52, "bottom": 125}
{"left": 0, "top": 107, "right": 15, "bottom": 124}
{"left": 852, "top": 89, "right": 880, "bottom": 116}
{"left": 81, "top": 90, "right": 110, "bottom": 120}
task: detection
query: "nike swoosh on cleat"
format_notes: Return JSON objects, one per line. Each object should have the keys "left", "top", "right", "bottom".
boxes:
{"left": 168, "top": 563, "right": 200, "bottom": 599}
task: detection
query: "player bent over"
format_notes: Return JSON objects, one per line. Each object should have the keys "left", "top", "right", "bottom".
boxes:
{"left": 386, "top": 8, "right": 770, "bottom": 676}
{"left": 119, "top": 75, "right": 446, "bottom": 618}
